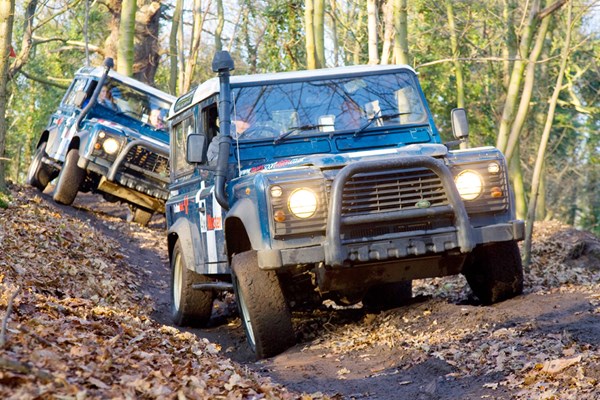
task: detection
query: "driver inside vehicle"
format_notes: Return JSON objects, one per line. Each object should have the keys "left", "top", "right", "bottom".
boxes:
{"left": 98, "top": 86, "right": 119, "bottom": 111}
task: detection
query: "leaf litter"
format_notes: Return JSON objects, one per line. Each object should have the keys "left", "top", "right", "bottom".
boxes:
{"left": 0, "top": 186, "right": 316, "bottom": 399}
{"left": 2, "top": 185, "right": 600, "bottom": 399}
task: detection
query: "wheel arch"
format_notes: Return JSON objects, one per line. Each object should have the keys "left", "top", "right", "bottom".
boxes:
{"left": 167, "top": 217, "right": 200, "bottom": 273}
{"left": 36, "top": 130, "right": 50, "bottom": 148}
{"left": 225, "top": 197, "right": 266, "bottom": 261}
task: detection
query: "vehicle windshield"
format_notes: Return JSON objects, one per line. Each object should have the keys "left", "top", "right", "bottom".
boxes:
{"left": 230, "top": 71, "right": 426, "bottom": 141}
{"left": 98, "top": 78, "right": 171, "bottom": 131}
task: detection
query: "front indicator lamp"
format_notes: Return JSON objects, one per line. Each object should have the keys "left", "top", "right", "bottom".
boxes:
{"left": 273, "top": 210, "right": 286, "bottom": 222}
{"left": 455, "top": 170, "right": 483, "bottom": 201}
{"left": 288, "top": 188, "right": 318, "bottom": 219}
{"left": 490, "top": 186, "right": 503, "bottom": 198}
{"left": 102, "top": 137, "right": 121, "bottom": 155}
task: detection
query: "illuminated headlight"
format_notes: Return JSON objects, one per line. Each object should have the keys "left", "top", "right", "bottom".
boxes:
{"left": 102, "top": 137, "right": 121, "bottom": 155}
{"left": 455, "top": 170, "right": 483, "bottom": 201}
{"left": 288, "top": 188, "right": 318, "bottom": 219}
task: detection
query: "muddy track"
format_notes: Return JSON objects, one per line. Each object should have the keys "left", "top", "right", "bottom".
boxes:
{"left": 38, "top": 186, "right": 600, "bottom": 399}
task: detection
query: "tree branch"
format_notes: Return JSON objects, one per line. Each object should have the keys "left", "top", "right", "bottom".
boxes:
{"left": 537, "top": 0, "right": 568, "bottom": 20}
{"left": 17, "top": 70, "right": 70, "bottom": 90}
{"left": 0, "top": 285, "right": 22, "bottom": 348}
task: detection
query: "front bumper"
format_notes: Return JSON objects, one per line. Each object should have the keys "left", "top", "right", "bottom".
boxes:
{"left": 79, "top": 139, "right": 169, "bottom": 211}
{"left": 257, "top": 155, "right": 524, "bottom": 270}
{"left": 258, "top": 220, "right": 524, "bottom": 269}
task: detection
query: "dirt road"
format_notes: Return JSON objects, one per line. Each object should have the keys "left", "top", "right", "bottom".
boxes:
{"left": 39, "top": 187, "right": 600, "bottom": 399}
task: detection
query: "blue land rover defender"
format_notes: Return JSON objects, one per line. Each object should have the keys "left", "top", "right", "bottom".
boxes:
{"left": 166, "top": 52, "right": 524, "bottom": 359}
{"left": 27, "top": 59, "right": 175, "bottom": 225}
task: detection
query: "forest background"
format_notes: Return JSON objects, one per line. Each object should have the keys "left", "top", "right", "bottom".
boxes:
{"left": 0, "top": 0, "right": 598, "bottom": 242}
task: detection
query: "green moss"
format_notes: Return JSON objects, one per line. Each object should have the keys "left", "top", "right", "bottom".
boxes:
{"left": 0, "top": 192, "right": 10, "bottom": 209}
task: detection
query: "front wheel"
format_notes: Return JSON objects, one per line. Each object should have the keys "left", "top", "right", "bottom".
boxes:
{"left": 53, "top": 148, "right": 85, "bottom": 205}
{"left": 463, "top": 240, "right": 524, "bottom": 304}
{"left": 232, "top": 251, "right": 295, "bottom": 359}
{"left": 171, "top": 240, "right": 214, "bottom": 327}
{"left": 26, "top": 141, "right": 54, "bottom": 192}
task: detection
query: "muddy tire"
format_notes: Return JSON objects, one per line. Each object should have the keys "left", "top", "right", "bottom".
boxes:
{"left": 53, "top": 148, "right": 84, "bottom": 205}
{"left": 171, "top": 240, "right": 214, "bottom": 327}
{"left": 27, "top": 142, "right": 54, "bottom": 192}
{"left": 129, "top": 207, "right": 153, "bottom": 226}
{"left": 363, "top": 280, "right": 412, "bottom": 311}
{"left": 463, "top": 240, "right": 524, "bottom": 304}
{"left": 232, "top": 250, "right": 295, "bottom": 359}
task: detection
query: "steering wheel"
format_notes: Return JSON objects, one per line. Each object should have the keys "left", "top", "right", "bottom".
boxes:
{"left": 242, "top": 125, "right": 280, "bottom": 139}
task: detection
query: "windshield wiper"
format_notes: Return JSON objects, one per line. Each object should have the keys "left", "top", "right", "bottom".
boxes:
{"left": 353, "top": 111, "right": 412, "bottom": 137}
{"left": 274, "top": 124, "right": 325, "bottom": 144}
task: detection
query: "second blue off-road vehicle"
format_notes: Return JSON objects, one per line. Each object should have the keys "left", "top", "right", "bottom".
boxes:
{"left": 27, "top": 59, "right": 175, "bottom": 224}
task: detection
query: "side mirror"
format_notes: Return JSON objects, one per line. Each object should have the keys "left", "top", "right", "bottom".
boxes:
{"left": 451, "top": 108, "right": 469, "bottom": 140}
{"left": 73, "top": 91, "right": 87, "bottom": 108}
{"left": 186, "top": 134, "right": 206, "bottom": 164}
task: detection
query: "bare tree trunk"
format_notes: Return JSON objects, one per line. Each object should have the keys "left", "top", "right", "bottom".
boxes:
{"left": 8, "top": 0, "right": 37, "bottom": 80}
{"left": 0, "top": 0, "right": 15, "bottom": 192}
{"left": 117, "top": 0, "right": 136, "bottom": 76}
{"left": 182, "top": 0, "right": 208, "bottom": 93}
{"left": 504, "top": 16, "right": 550, "bottom": 164}
{"left": 380, "top": 0, "right": 394, "bottom": 65}
{"left": 305, "top": 0, "right": 317, "bottom": 69}
{"left": 133, "top": 1, "right": 161, "bottom": 84}
{"left": 502, "top": 0, "right": 517, "bottom": 89}
{"left": 510, "top": 144, "right": 527, "bottom": 220}
{"left": 393, "top": 0, "right": 408, "bottom": 65}
{"left": 103, "top": 0, "right": 121, "bottom": 61}
{"left": 169, "top": 0, "right": 183, "bottom": 94}
{"left": 523, "top": 0, "right": 572, "bottom": 267}
{"left": 367, "top": 0, "right": 378, "bottom": 64}
{"left": 314, "top": 0, "right": 325, "bottom": 68}
{"left": 496, "top": 0, "right": 541, "bottom": 153}
{"left": 446, "top": 1, "right": 464, "bottom": 109}
{"left": 215, "top": 0, "right": 224, "bottom": 51}
{"left": 329, "top": 0, "right": 339, "bottom": 66}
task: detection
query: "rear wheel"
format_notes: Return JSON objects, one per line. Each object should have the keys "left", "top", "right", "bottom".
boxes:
{"left": 53, "top": 148, "right": 84, "bottom": 205}
{"left": 232, "top": 250, "right": 295, "bottom": 359}
{"left": 363, "top": 280, "right": 412, "bottom": 311}
{"left": 171, "top": 240, "right": 214, "bottom": 327}
{"left": 463, "top": 240, "right": 523, "bottom": 304}
{"left": 27, "top": 142, "right": 54, "bottom": 192}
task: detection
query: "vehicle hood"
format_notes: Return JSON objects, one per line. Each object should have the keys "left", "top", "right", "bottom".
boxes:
{"left": 239, "top": 143, "right": 448, "bottom": 176}
{"left": 85, "top": 118, "right": 169, "bottom": 149}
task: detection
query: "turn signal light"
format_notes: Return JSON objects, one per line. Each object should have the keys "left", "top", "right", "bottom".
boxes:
{"left": 274, "top": 210, "right": 286, "bottom": 222}
{"left": 490, "top": 187, "right": 503, "bottom": 198}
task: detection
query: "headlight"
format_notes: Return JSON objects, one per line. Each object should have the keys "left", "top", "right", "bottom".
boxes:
{"left": 102, "top": 137, "right": 121, "bottom": 155}
{"left": 288, "top": 188, "right": 318, "bottom": 218}
{"left": 455, "top": 170, "right": 483, "bottom": 200}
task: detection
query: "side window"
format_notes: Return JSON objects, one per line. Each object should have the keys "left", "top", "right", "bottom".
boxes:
{"left": 62, "top": 78, "right": 90, "bottom": 107}
{"left": 171, "top": 115, "right": 195, "bottom": 178}
{"left": 203, "top": 103, "right": 220, "bottom": 166}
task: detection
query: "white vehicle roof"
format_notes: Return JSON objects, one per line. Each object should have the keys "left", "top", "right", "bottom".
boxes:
{"left": 75, "top": 66, "right": 176, "bottom": 103}
{"left": 169, "top": 63, "right": 416, "bottom": 120}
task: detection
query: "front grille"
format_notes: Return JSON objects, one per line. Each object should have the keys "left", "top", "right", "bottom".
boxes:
{"left": 340, "top": 168, "right": 449, "bottom": 215}
{"left": 124, "top": 145, "right": 170, "bottom": 182}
